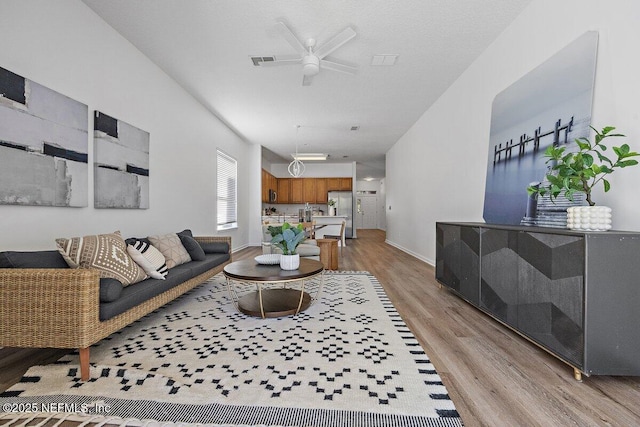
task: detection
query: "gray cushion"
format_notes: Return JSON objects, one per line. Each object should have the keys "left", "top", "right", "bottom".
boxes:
{"left": 99, "top": 278, "right": 123, "bottom": 303}
{"left": 99, "top": 253, "right": 230, "bottom": 321}
{"left": 0, "top": 250, "right": 69, "bottom": 269}
{"left": 177, "top": 231, "right": 206, "bottom": 261}
{"left": 199, "top": 242, "right": 230, "bottom": 254}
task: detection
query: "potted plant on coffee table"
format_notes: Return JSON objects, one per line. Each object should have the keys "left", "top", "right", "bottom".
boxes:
{"left": 268, "top": 222, "right": 306, "bottom": 270}
{"left": 527, "top": 125, "right": 639, "bottom": 230}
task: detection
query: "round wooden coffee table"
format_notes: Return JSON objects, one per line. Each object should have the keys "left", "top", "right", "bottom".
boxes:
{"left": 223, "top": 258, "right": 324, "bottom": 318}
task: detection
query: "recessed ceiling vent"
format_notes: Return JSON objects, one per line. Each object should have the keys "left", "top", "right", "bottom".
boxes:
{"left": 251, "top": 56, "right": 275, "bottom": 66}
{"left": 350, "top": 126, "right": 360, "bottom": 131}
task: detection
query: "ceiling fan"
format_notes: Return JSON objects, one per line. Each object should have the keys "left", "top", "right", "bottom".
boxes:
{"left": 261, "top": 21, "right": 357, "bottom": 86}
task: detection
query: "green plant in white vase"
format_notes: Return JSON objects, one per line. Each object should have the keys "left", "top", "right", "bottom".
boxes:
{"left": 328, "top": 199, "right": 336, "bottom": 216}
{"left": 527, "top": 126, "right": 639, "bottom": 206}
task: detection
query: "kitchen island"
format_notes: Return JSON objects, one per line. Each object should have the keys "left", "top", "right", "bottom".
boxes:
{"left": 313, "top": 215, "right": 347, "bottom": 246}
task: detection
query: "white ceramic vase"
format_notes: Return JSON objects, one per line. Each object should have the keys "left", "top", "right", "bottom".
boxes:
{"left": 566, "top": 206, "right": 612, "bottom": 231}
{"left": 280, "top": 253, "right": 300, "bottom": 270}
{"left": 329, "top": 206, "right": 336, "bottom": 216}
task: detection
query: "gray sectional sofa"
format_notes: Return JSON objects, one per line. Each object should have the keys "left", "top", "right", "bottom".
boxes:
{"left": 0, "top": 231, "right": 231, "bottom": 381}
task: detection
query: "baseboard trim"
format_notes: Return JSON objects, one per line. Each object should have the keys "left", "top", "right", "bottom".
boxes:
{"left": 384, "top": 239, "right": 435, "bottom": 267}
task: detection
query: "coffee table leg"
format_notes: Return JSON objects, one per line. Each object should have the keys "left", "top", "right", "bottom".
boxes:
{"left": 295, "top": 279, "right": 306, "bottom": 314}
{"left": 226, "top": 277, "right": 240, "bottom": 310}
{"left": 258, "top": 284, "right": 265, "bottom": 318}
{"left": 310, "top": 271, "right": 325, "bottom": 306}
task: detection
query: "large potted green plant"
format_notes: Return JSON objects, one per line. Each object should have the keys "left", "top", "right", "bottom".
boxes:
{"left": 268, "top": 222, "right": 306, "bottom": 270}
{"left": 527, "top": 125, "right": 639, "bottom": 230}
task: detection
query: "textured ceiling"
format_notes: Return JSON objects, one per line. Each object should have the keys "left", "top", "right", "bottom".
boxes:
{"left": 82, "top": 0, "right": 532, "bottom": 179}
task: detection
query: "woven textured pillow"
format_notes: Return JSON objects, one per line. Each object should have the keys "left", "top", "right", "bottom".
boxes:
{"left": 148, "top": 233, "right": 191, "bottom": 269}
{"left": 127, "top": 240, "right": 169, "bottom": 280}
{"left": 55, "top": 231, "right": 147, "bottom": 286}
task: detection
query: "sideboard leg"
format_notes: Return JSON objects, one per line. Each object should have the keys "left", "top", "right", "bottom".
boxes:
{"left": 573, "top": 368, "right": 582, "bottom": 381}
{"left": 79, "top": 347, "right": 90, "bottom": 381}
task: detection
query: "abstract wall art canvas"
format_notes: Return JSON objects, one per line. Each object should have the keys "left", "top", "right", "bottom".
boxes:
{"left": 0, "top": 66, "right": 88, "bottom": 207}
{"left": 483, "top": 31, "right": 599, "bottom": 227}
{"left": 94, "top": 111, "right": 149, "bottom": 209}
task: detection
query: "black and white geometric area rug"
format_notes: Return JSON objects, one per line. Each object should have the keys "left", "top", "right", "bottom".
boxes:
{"left": 1, "top": 272, "right": 462, "bottom": 427}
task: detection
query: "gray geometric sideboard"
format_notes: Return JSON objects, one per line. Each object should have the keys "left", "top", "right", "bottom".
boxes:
{"left": 436, "top": 222, "right": 640, "bottom": 380}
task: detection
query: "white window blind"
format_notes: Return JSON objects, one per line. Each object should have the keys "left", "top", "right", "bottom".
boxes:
{"left": 217, "top": 150, "right": 237, "bottom": 230}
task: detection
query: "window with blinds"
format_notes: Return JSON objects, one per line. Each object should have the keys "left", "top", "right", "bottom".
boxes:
{"left": 217, "top": 149, "right": 237, "bottom": 230}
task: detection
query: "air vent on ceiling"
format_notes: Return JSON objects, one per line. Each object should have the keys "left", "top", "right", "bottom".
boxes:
{"left": 251, "top": 56, "right": 275, "bottom": 66}
{"left": 371, "top": 54, "right": 398, "bottom": 66}
{"left": 350, "top": 126, "right": 360, "bottom": 131}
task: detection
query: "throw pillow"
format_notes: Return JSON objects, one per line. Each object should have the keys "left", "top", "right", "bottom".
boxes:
{"left": 147, "top": 233, "right": 191, "bottom": 269}
{"left": 177, "top": 230, "right": 206, "bottom": 261}
{"left": 127, "top": 240, "right": 169, "bottom": 280}
{"left": 55, "top": 231, "right": 147, "bottom": 286}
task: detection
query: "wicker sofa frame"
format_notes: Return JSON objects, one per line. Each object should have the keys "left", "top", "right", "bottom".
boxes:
{"left": 0, "top": 236, "right": 231, "bottom": 381}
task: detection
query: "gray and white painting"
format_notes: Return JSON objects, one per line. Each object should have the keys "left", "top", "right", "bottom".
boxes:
{"left": 0, "top": 66, "right": 88, "bottom": 207}
{"left": 483, "top": 31, "right": 599, "bottom": 227}
{"left": 94, "top": 111, "right": 149, "bottom": 209}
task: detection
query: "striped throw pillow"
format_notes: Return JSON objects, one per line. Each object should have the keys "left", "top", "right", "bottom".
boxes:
{"left": 127, "top": 240, "right": 169, "bottom": 280}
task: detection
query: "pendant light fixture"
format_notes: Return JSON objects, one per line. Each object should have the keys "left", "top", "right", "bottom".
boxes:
{"left": 288, "top": 125, "right": 305, "bottom": 177}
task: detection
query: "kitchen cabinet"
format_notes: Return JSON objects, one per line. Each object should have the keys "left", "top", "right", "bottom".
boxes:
{"left": 315, "top": 179, "right": 328, "bottom": 203}
{"left": 326, "top": 178, "right": 341, "bottom": 191}
{"left": 290, "top": 178, "right": 303, "bottom": 203}
{"left": 261, "top": 169, "right": 278, "bottom": 203}
{"left": 326, "top": 177, "right": 352, "bottom": 192}
{"left": 277, "top": 178, "right": 291, "bottom": 204}
{"left": 436, "top": 221, "right": 640, "bottom": 379}
{"left": 303, "top": 178, "right": 316, "bottom": 203}
{"left": 339, "top": 178, "right": 352, "bottom": 191}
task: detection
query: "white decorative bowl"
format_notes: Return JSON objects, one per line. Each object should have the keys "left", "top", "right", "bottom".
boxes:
{"left": 255, "top": 254, "right": 281, "bottom": 265}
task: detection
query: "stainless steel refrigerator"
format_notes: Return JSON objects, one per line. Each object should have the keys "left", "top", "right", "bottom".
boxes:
{"left": 328, "top": 191, "right": 353, "bottom": 238}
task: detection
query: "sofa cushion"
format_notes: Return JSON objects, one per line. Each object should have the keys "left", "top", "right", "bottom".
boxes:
{"left": 55, "top": 231, "right": 147, "bottom": 286}
{"left": 100, "top": 278, "right": 123, "bottom": 302}
{"left": 177, "top": 230, "right": 206, "bottom": 261}
{"left": 199, "top": 242, "right": 230, "bottom": 254}
{"left": 127, "top": 240, "right": 169, "bottom": 280}
{"left": 99, "top": 253, "right": 230, "bottom": 321}
{"left": 0, "top": 250, "right": 69, "bottom": 269}
{"left": 148, "top": 233, "right": 191, "bottom": 269}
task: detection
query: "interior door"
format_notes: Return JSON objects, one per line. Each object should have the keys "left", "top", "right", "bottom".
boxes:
{"left": 356, "top": 195, "right": 377, "bottom": 229}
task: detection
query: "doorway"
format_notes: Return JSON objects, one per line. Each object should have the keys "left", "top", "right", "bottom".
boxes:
{"left": 355, "top": 195, "right": 378, "bottom": 229}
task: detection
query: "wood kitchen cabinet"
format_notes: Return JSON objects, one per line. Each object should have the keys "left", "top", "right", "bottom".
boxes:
{"left": 277, "top": 178, "right": 291, "bottom": 204}
{"left": 303, "top": 178, "right": 316, "bottom": 203}
{"left": 326, "top": 178, "right": 341, "bottom": 191}
{"left": 290, "top": 178, "right": 303, "bottom": 203}
{"left": 339, "top": 178, "right": 352, "bottom": 191}
{"left": 326, "top": 177, "right": 352, "bottom": 191}
{"left": 315, "top": 179, "right": 328, "bottom": 203}
{"left": 261, "top": 169, "right": 277, "bottom": 203}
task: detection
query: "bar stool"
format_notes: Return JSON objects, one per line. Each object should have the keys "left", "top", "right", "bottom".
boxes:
{"left": 323, "top": 220, "right": 346, "bottom": 257}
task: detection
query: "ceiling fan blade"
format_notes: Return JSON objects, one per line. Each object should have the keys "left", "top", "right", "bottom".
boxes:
{"left": 260, "top": 54, "right": 302, "bottom": 67}
{"left": 313, "top": 27, "right": 356, "bottom": 59}
{"left": 276, "top": 21, "right": 307, "bottom": 56}
{"left": 320, "top": 59, "right": 357, "bottom": 75}
{"left": 302, "top": 74, "right": 314, "bottom": 86}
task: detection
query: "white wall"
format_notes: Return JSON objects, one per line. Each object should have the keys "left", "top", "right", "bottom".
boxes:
{"left": 0, "top": 0, "right": 253, "bottom": 251}
{"left": 386, "top": 0, "right": 640, "bottom": 265}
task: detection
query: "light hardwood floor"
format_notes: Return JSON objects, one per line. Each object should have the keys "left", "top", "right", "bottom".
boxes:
{"left": 2, "top": 229, "right": 639, "bottom": 426}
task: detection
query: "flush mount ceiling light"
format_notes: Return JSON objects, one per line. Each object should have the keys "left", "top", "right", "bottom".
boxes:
{"left": 291, "top": 153, "right": 328, "bottom": 161}
{"left": 288, "top": 125, "right": 305, "bottom": 177}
